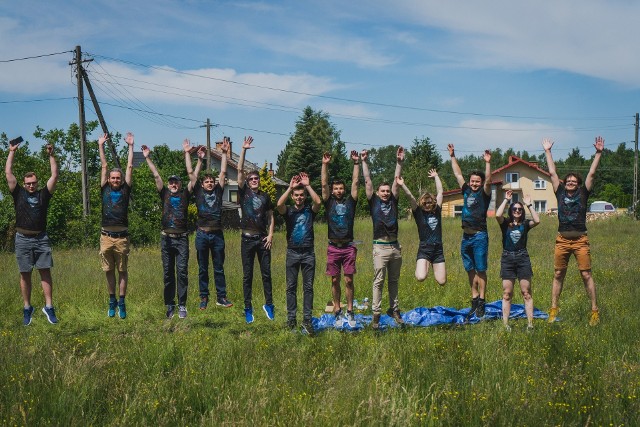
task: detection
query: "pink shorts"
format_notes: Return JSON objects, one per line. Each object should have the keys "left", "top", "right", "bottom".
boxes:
{"left": 326, "top": 244, "right": 357, "bottom": 276}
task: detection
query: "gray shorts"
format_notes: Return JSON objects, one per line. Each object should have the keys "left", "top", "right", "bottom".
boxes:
{"left": 15, "top": 232, "right": 53, "bottom": 273}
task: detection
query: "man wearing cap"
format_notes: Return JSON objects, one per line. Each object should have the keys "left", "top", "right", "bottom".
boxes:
{"left": 142, "top": 141, "right": 196, "bottom": 319}
{"left": 99, "top": 132, "right": 134, "bottom": 319}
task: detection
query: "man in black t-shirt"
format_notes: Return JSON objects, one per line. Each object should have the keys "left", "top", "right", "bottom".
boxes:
{"left": 5, "top": 140, "right": 59, "bottom": 325}
{"left": 320, "top": 150, "right": 360, "bottom": 328}
{"left": 276, "top": 172, "right": 321, "bottom": 335}
{"left": 361, "top": 146, "right": 405, "bottom": 330}
{"left": 143, "top": 141, "right": 195, "bottom": 320}
{"left": 187, "top": 138, "right": 232, "bottom": 310}
{"left": 99, "top": 132, "right": 134, "bottom": 319}
{"left": 543, "top": 137, "right": 603, "bottom": 326}
{"left": 237, "top": 136, "right": 275, "bottom": 324}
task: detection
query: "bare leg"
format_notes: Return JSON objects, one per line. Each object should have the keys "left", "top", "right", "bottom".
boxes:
{"left": 105, "top": 270, "right": 117, "bottom": 295}
{"left": 118, "top": 271, "right": 128, "bottom": 297}
{"left": 432, "top": 262, "right": 446, "bottom": 286}
{"left": 477, "top": 271, "right": 487, "bottom": 299}
{"left": 331, "top": 275, "right": 341, "bottom": 312}
{"left": 467, "top": 270, "right": 479, "bottom": 298}
{"left": 502, "top": 279, "right": 514, "bottom": 327}
{"left": 19, "top": 271, "right": 33, "bottom": 308}
{"left": 344, "top": 274, "right": 354, "bottom": 312}
{"left": 519, "top": 278, "right": 533, "bottom": 326}
{"left": 580, "top": 270, "right": 598, "bottom": 311}
{"left": 415, "top": 259, "right": 429, "bottom": 282}
{"left": 38, "top": 268, "right": 53, "bottom": 307}
{"left": 551, "top": 269, "right": 567, "bottom": 309}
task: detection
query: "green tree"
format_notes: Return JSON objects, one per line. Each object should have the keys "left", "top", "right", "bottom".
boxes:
{"left": 259, "top": 162, "right": 276, "bottom": 205}
{"left": 404, "top": 136, "right": 442, "bottom": 195}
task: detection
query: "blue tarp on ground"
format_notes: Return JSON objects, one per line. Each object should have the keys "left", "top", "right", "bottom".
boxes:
{"left": 315, "top": 300, "right": 549, "bottom": 332}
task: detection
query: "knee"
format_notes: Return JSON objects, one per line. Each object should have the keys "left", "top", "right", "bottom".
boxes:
{"left": 415, "top": 272, "right": 427, "bottom": 282}
{"left": 502, "top": 291, "right": 512, "bottom": 301}
{"left": 553, "top": 269, "right": 566, "bottom": 281}
{"left": 522, "top": 291, "right": 532, "bottom": 301}
{"left": 580, "top": 270, "right": 592, "bottom": 281}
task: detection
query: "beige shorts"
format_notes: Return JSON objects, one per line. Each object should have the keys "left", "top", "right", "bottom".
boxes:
{"left": 554, "top": 234, "right": 591, "bottom": 271}
{"left": 100, "top": 235, "right": 130, "bottom": 272}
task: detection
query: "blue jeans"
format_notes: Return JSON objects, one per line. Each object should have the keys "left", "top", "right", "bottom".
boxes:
{"left": 161, "top": 235, "right": 189, "bottom": 306}
{"left": 286, "top": 247, "right": 315, "bottom": 322}
{"left": 195, "top": 229, "right": 227, "bottom": 299}
{"left": 461, "top": 231, "right": 489, "bottom": 273}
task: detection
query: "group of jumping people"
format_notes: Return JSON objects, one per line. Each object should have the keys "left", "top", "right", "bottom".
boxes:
{"left": 5, "top": 133, "right": 604, "bottom": 333}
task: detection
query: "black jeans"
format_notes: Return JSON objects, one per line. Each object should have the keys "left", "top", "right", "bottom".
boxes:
{"left": 241, "top": 235, "right": 272, "bottom": 309}
{"left": 286, "top": 247, "right": 315, "bottom": 322}
{"left": 161, "top": 235, "right": 189, "bottom": 306}
{"left": 195, "top": 229, "right": 227, "bottom": 299}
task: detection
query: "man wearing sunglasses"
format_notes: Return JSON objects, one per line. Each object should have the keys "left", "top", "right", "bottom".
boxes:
{"left": 5, "top": 140, "right": 59, "bottom": 325}
{"left": 543, "top": 136, "right": 604, "bottom": 326}
{"left": 237, "top": 137, "right": 275, "bottom": 324}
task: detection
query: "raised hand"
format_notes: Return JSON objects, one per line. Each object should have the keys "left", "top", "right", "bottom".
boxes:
{"left": 197, "top": 146, "right": 206, "bottom": 159}
{"left": 428, "top": 168, "right": 438, "bottom": 178}
{"left": 397, "top": 146, "right": 405, "bottom": 163}
{"left": 360, "top": 149, "right": 368, "bottom": 162}
{"left": 483, "top": 149, "right": 491, "bottom": 163}
{"left": 298, "top": 172, "right": 310, "bottom": 187}
{"left": 243, "top": 136, "right": 254, "bottom": 150}
{"left": 98, "top": 133, "right": 109, "bottom": 146}
{"left": 523, "top": 194, "right": 531, "bottom": 205}
{"left": 182, "top": 139, "right": 191, "bottom": 152}
{"left": 350, "top": 150, "right": 360, "bottom": 163}
{"left": 221, "top": 136, "right": 230, "bottom": 153}
{"left": 505, "top": 190, "right": 513, "bottom": 200}
{"left": 322, "top": 152, "right": 332, "bottom": 164}
{"left": 542, "top": 138, "right": 554, "bottom": 151}
{"left": 141, "top": 145, "right": 151, "bottom": 158}
{"left": 594, "top": 136, "right": 604, "bottom": 153}
{"left": 447, "top": 144, "right": 455, "bottom": 157}
{"left": 125, "top": 132, "right": 134, "bottom": 146}
{"left": 46, "top": 144, "right": 54, "bottom": 156}
{"left": 395, "top": 175, "right": 405, "bottom": 186}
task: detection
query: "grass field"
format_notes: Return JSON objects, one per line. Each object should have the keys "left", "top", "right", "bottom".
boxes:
{"left": 1, "top": 215, "right": 639, "bottom": 426}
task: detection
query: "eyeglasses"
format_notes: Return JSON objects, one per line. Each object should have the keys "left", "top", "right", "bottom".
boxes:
{"left": 248, "top": 176, "right": 259, "bottom": 181}
{"left": 512, "top": 207, "right": 524, "bottom": 212}
{"left": 24, "top": 181, "right": 38, "bottom": 186}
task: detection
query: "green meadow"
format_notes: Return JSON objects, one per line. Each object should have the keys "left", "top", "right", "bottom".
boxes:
{"left": 1, "top": 215, "right": 639, "bottom": 426}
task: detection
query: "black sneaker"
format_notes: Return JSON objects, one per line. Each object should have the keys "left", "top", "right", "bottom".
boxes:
{"left": 301, "top": 320, "right": 315, "bottom": 337}
{"left": 464, "top": 297, "right": 479, "bottom": 322}
{"left": 166, "top": 305, "right": 176, "bottom": 319}
{"left": 199, "top": 297, "right": 208, "bottom": 310}
{"left": 476, "top": 298, "right": 486, "bottom": 318}
{"left": 216, "top": 297, "right": 233, "bottom": 308}
{"left": 286, "top": 318, "right": 297, "bottom": 330}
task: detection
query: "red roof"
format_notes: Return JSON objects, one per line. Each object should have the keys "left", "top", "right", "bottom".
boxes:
{"left": 491, "top": 155, "right": 550, "bottom": 178}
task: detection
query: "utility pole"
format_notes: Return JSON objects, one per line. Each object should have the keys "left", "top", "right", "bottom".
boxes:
{"left": 200, "top": 119, "right": 218, "bottom": 172}
{"left": 634, "top": 112, "right": 639, "bottom": 213}
{"left": 70, "top": 45, "right": 91, "bottom": 217}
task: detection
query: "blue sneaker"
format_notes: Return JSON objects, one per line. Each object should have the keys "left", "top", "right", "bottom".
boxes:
{"left": 42, "top": 306, "right": 58, "bottom": 324}
{"left": 23, "top": 306, "right": 34, "bottom": 326}
{"left": 263, "top": 304, "right": 275, "bottom": 320}
{"left": 108, "top": 300, "right": 117, "bottom": 317}
{"left": 118, "top": 302, "right": 127, "bottom": 319}
{"left": 166, "top": 305, "right": 176, "bottom": 319}
{"left": 245, "top": 307, "right": 254, "bottom": 324}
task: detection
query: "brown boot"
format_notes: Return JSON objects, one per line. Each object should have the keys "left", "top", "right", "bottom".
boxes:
{"left": 372, "top": 313, "right": 381, "bottom": 330}
{"left": 387, "top": 308, "right": 405, "bottom": 326}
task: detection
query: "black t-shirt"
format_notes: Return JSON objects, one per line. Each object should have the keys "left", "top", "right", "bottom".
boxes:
{"left": 284, "top": 204, "right": 316, "bottom": 248}
{"left": 556, "top": 184, "right": 589, "bottom": 233}
{"left": 238, "top": 183, "right": 273, "bottom": 234}
{"left": 101, "top": 182, "right": 131, "bottom": 228}
{"left": 193, "top": 181, "right": 223, "bottom": 229}
{"left": 324, "top": 195, "right": 357, "bottom": 242}
{"left": 461, "top": 183, "right": 491, "bottom": 232}
{"left": 500, "top": 220, "right": 531, "bottom": 252}
{"left": 413, "top": 205, "right": 442, "bottom": 245}
{"left": 11, "top": 185, "right": 52, "bottom": 232}
{"left": 160, "top": 187, "right": 191, "bottom": 233}
{"left": 368, "top": 193, "right": 399, "bottom": 241}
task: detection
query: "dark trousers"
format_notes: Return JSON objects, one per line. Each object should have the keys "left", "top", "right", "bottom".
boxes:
{"left": 161, "top": 235, "right": 189, "bottom": 306}
{"left": 286, "top": 247, "right": 315, "bottom": 322}
{"left": 241, "top": 236, "right": 272, "bottom": 309}
{"left": 195, "top": 229, "right": 227, "bottom": 299}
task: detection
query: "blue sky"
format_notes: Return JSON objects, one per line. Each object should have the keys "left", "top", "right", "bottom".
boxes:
{"left": 1, "top": 0, "right": 638, "bottom": 168}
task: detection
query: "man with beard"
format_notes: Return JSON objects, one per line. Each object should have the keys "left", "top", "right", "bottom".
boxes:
{"left": 99, "top": 133, "right": 134, "bottom": 319}
{"left": 320, "top": 150, "right": 360, "bottom": 328}
{"left": 142, "top": 140, "right": 195, "bottom": 319}
{"left": 5, "top": 139, "right": 59, "bottom": 325}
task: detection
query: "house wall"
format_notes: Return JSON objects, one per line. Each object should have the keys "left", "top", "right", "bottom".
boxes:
{"left": 494, "top": 163, "right": 557, "bottom": 213}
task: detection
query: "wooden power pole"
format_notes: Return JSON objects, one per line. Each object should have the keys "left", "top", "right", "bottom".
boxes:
{"left": 71, "top": 45, "right": 90, "bottom": 217}
{"left": 634, "top": 112, "right": 639, "bottom": 212}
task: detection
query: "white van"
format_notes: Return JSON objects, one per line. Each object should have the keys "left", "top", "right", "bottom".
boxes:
{"left": 589, "top": 201, "right": 615, "bottom": 213}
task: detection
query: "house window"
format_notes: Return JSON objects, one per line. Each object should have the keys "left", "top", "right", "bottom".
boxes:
{"left": 511, "top": 193, "right": 519, "bottom": 203}
{"left": 534, "top": 200, "right": 547, "bottom": 213}
{"left": 534, "top": 178, "right": 547, "bottom": 190}
{"left": 505, "top": 172, "right": 519, "bottom": 184}
{"left": 229, "top": 190, "right": 238, "bottom": 203}
{"left": 454, "top": 205, "right": 463, "bottom": 217}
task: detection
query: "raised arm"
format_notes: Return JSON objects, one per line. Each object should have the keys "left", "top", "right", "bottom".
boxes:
{"left": 350, "top": 150, "right": 360, "bottom": 200}
{"left": 448, "top": 144, "right": 466, "bottom": 188}
{"left": 237, "top": 136, "right": 253, "bottom": 187}
{"left": 429, "top": 169, "right": 443, "bottom": 207}
{"left": 276, "top": 175, "right": 298, "bottom": 215}
{"left": 192, "top": 147, "right": 206, "bottom": 186}
{"left": 46, "top": 144, "right": 59, "bottom": 193}
{"left": 396, "top": 175, "right": 417, "bottom": 211}
{"left": 483, "top": 149, "right": 492, "bottom": 196}
{"left": 5, "top": 141, "right": 20, "bottom": 192}
{"left": 124, "top": 132, "right": 134, "bottom": 186}
{"left": 142, "top": 145, "right": 164, "bottom": 192}
{"left": 361, "top": 149, "right": 374, "bottom": 200}
{"left": 542, "top": 138, "right": 560, "bottom": 191}
{"left": 219, "top": 137, "right": 229, "bottom": 190}
{"left": 495, "top": 190, "right": 512, "bottom": 224}
{"left": 321, "top": 152, "right": 331, "bottom": 201}
{"left": 585, "top": 136, "right": 604, "bottom": 192}
{"left": 183, "top": 139, "right": 196, "bottom": 191}
{"left": 300, "top": 172, "right": 321, "bottom": 213}
{"left": 523, "top": 194, "right": 540, "bottom": 228}
{"left": 392, "top": 146, "right": 404, "bottom": 198}
{"left": 98, "top": 133, "right": 109, "bottom": 187}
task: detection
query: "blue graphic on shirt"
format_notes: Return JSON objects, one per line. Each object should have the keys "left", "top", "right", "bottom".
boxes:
{"left": 27, "top": 195, "right": 38, "bottom": 208}
{"left": 332, "top": 202, "right": 348, "bottom": 233}
{"left": 204, "top": 192, "right": 217, "bottom": 208}
{"left": 292, "top": 212, "right": 309, "bottom": 245}
{"left": 461, "top": 183, "right": 489, "bottom": 231}
{"left": 500, "top": 221, "right": 529, "bottom": 252}
{"left": 286, "top": 205, "right": 314, "bottom": 247}
{"left": 110, "top": 190, "right": 123, "bottom": 206}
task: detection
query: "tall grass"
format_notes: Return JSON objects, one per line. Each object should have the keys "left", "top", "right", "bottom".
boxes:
{"left": 1, "top": 215, "right": 638, "bottom": 426}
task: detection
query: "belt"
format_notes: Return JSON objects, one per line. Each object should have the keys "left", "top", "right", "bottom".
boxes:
{"left": 329, "top": 241, "right": 351, "bottom": 248}
{"left": 242, "top": 233, "right": 263, "bottom": 240}
{"left": 373, "top": 240, "right": 398, "bottom": 245}
{"left": 17, "top": 231, "right": 45, "bottom": 238}
{"left": 101, "top": 229, "right": 129, "bottom": 238}
{"left": 161, "top": 231, "right": 189, "bottom": 238}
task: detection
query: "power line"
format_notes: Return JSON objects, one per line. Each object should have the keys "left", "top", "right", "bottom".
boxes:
{"left": 0, "top": 50, "right": 74, "bottom": 63}
{"left": 0, "top": 97, "right": 76, "bottom": 104}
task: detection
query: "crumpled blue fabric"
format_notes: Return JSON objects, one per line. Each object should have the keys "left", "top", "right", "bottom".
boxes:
{"left": 312, "top": 300, "right": 549, "bottom": 332}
